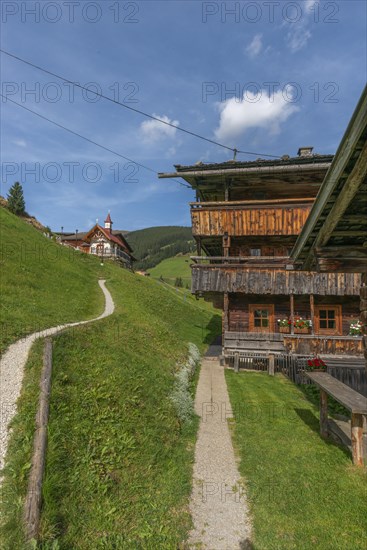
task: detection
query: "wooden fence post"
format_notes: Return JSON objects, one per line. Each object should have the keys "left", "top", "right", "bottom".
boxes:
{"left": 23, "top": 338, "right": 53, "bottom": 542}
{"left": 234, "top": 352, "right": 239, "bottom": 373}
{"left": 351, "top": 413, "right": 364, "bottom": 466}
{"left": 268, "top": 354, "right": 275, "bottom": 376}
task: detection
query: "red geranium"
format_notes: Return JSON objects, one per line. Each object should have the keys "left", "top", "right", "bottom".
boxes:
{"left": 307, "top": 356, "right": 327, "bottom": 370}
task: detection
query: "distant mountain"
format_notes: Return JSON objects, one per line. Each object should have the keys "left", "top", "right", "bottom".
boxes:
{"left": 125, "top": 226, "right": 195, "bottom": 270}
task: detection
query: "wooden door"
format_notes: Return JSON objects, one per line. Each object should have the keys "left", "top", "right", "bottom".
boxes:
{"left": 249, "top": 304, "right": 274, "bottom": 333}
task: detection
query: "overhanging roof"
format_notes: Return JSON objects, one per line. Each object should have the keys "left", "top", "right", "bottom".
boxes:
{"left": 291, "top": 86, "right": 367, "bottom": 273}
{"left": 159, "top": 155, "right": 333, "bottom": 201}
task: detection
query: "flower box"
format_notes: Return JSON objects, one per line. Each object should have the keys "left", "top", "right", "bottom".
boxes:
{"left": 349, "top": 320, "right": 362, "bottom": 336}
{"left": 279, "top": 326, "right": 290, "bottom": 333}
{"left": 306, "top": 357, "right": 327, "bottom": 371}
{"left": 294, "top": 327, "right": 310, "bottom": 334}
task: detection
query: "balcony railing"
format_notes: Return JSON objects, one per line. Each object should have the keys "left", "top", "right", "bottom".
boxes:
{"left": 223, "top": 331, "right": 363, "bottom": 357}
{"left": 190, "top": 198, "right": 313, "bottom": 237}
{"left": 191, "top": 263, "right": 361, "bottom": 295}
{"left": 191, "top": 255, "right": 292, "bottom": 267}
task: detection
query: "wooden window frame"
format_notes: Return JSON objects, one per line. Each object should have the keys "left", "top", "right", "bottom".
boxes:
{"left": 315, "top": 305, "right": 342, "bottom": 335}
{"left": 249, "top": 304, "right": 274, "bottom": 333}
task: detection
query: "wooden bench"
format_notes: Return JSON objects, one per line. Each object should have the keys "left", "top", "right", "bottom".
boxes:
{"left": 306, "top": 372, "right": 367, "bottom": 466}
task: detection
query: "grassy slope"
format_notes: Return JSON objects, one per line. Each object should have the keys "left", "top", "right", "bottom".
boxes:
{"left": 148, "top": 254, "right": 192, "bottom": 285}
{"left": 226, "top": 371, "right": 367, "bottom": 550}
{"left": 1, "top": 259, "right": 221, "bottom": 548}
{"left": 0, "top": 207, "right": 106, "bottom": 354}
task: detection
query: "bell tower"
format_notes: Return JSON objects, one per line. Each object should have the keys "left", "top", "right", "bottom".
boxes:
{"left": 104, "top": 211, "right": 112, "bottom": 232}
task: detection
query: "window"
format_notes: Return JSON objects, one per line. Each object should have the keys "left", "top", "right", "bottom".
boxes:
{"left": 249, "top": 305, "right": 274, "bottom": 332}
{"left": 315, "top": 305, "right": 342, "bottom": 335}
{"left": 250, "top": 248, "right": 261, "bottom": 256}
{"left": 254, "top": 309, "right": 269, "bottom": 327}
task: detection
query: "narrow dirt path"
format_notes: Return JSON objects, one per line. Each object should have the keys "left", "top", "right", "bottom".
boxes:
{"left": 188, "top": 358, "right": 252, "bottom": 549}
{"left": 0, "top": 279, "right": 114, "bottom": 472}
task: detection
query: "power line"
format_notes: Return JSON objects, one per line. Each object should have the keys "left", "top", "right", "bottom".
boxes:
{"left": 1, "top": 49, "right": 281, "bottom": 159}
{"left": 1, "top": 95, "right": 191, "bottom": 188}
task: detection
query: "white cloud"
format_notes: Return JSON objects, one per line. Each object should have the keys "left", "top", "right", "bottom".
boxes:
{"left": 286, "top": 27, "right": 312, "bottom": 52}
{"left": 140, "top": 114, "right": 179, "bottom": 142}
{"left": 12, "top": 139, "right": 27, "bottom": 147}
{"left": 246, "top": 34, "right": 263, "bottom": 58}
{"left": 284, "top": 1, "right": 314, "bottom": 52}
{"left": 214, "top": 88, "right": 300, "bottom": 143}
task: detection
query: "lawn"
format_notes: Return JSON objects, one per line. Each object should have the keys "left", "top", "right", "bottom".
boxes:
{"left": 0, "top": 207, "right": 106, "bottom": 354}
{"left": 225, "top": 371, "right": 367, "bottom": 550}
{"left": 1, "top": 268, "right": 221, "bottom": 549}
{"left": 148, "top": 254, "right": 192, "bottom": 287}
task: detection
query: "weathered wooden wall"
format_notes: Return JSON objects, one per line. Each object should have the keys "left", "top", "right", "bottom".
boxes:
{"left": 191, "top": 204, "right": 312, "bottom": 237}
{"left": 192, "top": 266, "right": 361, "bottom": 295}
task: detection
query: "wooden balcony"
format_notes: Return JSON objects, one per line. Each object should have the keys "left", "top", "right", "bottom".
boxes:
{"left": 224, "top": 331, "right": 364, "bottom": 357}
{"left": 191, "top": 261, "right": 361, "bottom": 295}
{"left": 190, "top": 198, "right": 313, "bottom": 237}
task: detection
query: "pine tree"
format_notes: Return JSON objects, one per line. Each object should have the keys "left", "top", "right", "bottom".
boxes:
{"left": 7, "top": 182, "right": 26, "bottom": 215}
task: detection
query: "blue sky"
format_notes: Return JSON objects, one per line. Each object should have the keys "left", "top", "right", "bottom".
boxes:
{"left": 1, "top": 0, "right": 366, "bottom": 231}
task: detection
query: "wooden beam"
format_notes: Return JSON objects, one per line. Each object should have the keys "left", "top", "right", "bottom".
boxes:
{"left": 316, "top": 258, "right": 367, "bottom": 273}
{"left": 158, "top": 162, "right": 331, "bottom": 180}
{"left": 310, "top": 294, "right": 315, "bottom": 335}
{"left": 197, "top": 237, "right": 202, "bottom": 256}
{"left": 330, "top": 231, "right": 367, "bottom": 237}
{"left": 315, "top": 246, "right": 367, "bottom": 258}
{"left": 361, "top": 274, "right": 367, "bottom": 369}
{"left": 223, "top": 292, "right": 229, "bottom": 333}
{"left": 24, "top": 339, "right": 53, "bottom": 542}
{"left": 222, "top": 234, "right": 231, "bottom": 257}
{"left": 290, "top": 294, "right": 295, "bottom": 335}
{"left": 351, "top": 413, "right": 364, "bottom": 466}
{"left": 189, "top": 197, "right": 314, "bottom": 207}
{"left": 342, "top": 214, "right": 367, "bottom": 224}
{"left": 315, "top": 246, "right": 367, "bottom": 271}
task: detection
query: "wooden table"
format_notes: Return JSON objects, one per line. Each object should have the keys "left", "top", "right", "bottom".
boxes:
{"left": 306, "top": 371, "right": 367, "bottom": 466}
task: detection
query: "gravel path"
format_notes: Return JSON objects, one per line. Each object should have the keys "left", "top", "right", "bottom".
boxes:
{"left": 188, "top": 358, "right": 252, "bottom": 549}
{"left": 0, "top": 279, "right": 114, "bottom": 473}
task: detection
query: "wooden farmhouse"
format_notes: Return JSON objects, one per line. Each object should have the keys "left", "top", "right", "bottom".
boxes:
{"left": 58, "top": 213, "right": 135, "bottom": 269}
{"left": 159, "top": 149, "right": 363, "bottom": 360}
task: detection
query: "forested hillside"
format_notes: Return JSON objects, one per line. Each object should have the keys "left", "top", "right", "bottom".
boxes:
{"left": 126, "top": 226, "right": 195, "bottom": 270}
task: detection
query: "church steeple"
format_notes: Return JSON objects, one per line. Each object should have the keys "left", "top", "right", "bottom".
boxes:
{"left": 104, "top": 211, "right": 112, "bottom": 232}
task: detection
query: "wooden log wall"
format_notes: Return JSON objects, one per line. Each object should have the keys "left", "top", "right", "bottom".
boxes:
{"left": 361, "top": 272, "right": 367, "bottom": 370}
{"left": 191, "top": 205, "right": 312, "bottom": 237}
{"left": 226, "top": 295, "right": 359, "bottom": 334}
{"left": 192, "top": 267, "right": 361, "bottom": 296}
